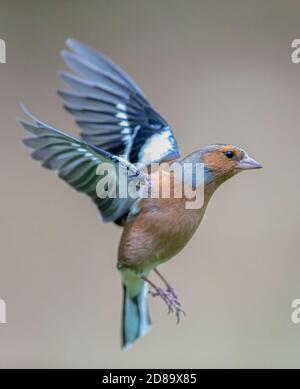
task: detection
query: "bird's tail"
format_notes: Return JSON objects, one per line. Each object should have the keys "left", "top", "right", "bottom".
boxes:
{"left": 122, "top": 281, "right": 151, "bottom": 350}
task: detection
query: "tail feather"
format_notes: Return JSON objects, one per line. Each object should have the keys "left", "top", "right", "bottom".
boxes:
{"left": 122, "top": 282, "right": 151, "bottom": 350}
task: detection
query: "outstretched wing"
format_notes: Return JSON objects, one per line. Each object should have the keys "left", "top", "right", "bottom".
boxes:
{"left": 58, "top": 39, "right": 181, "bottom": 165}
{"left": 20, "top": 108, "right": 149, "bottom": 223}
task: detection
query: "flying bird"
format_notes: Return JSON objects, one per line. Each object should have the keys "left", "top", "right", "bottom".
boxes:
{"left": 20, "top": 39, "right": 262, "bottom": 349}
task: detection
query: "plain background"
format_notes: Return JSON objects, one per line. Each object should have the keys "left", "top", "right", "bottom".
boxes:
{"left": 0, "top": 0, "right": 300, "bottom": 368}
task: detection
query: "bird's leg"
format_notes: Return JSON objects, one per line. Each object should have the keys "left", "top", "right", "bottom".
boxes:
{"left": 139, "top": 273, "right": 185, "bottom": 323}
{"left": 154, "top": 268, "right": 178, "bottom": 299}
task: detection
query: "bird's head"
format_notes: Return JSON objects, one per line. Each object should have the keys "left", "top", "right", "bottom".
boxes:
{"left": 200, "top": 144, "right": 262, "bottom": 185}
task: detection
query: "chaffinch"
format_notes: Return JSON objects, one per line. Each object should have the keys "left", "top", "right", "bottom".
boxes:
{"left": 20, "top": 39, "right": 262, "bottom": 349}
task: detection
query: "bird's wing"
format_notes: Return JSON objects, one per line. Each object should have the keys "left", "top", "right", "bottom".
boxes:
{"left": 58, "top": 38, "right": 181, "bottom": 165}
{"left": 20, "top": 108, "right": 149, "bottom": 223}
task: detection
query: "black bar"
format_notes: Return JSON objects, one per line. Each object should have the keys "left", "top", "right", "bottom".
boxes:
{"left": 0, "top": 369, "right": 298, "bottom": 386}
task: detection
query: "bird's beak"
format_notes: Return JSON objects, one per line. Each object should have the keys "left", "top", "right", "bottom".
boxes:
{"left": 237, "top": 155, "right": 263, "bottom": 170}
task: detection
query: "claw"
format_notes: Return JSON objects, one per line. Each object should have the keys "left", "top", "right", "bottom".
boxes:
{"left": 150, "top": 286, "right": 185, "bottom": 322}
{"left": 143, "top": 272, "right": 185, "bottom": 322}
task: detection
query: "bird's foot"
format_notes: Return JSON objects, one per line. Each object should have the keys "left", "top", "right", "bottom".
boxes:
{"left": 149, "top": 286, "right": 185, "bottom": 323}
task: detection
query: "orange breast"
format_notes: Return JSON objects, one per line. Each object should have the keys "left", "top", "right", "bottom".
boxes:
{"left": 118, "top": 170, "right": 209, "bottom": 271}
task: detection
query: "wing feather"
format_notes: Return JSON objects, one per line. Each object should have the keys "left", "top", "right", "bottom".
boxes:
{"left": 20, "top": 108, "right": 149, "bottom": 222}
{"left": 59, "top": 39, "right": 181, "bottom": 164}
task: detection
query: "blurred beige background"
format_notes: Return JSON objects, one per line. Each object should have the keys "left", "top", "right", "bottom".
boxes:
{"left": 0, "top": 0, "right": 300, "bottom": 368}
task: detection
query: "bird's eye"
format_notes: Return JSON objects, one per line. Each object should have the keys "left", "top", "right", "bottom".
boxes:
{"left": 224, "top": 150, "right": 234, "bottom": 159}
